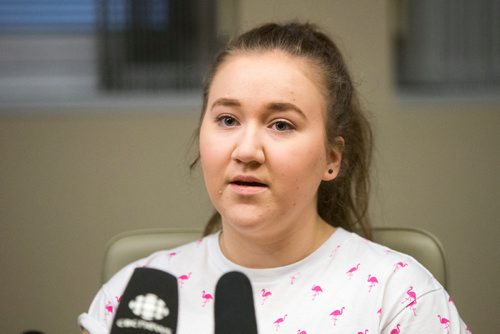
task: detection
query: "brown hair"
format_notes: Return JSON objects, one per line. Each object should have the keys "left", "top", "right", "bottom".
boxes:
{"left": 191, "top": 22, "right": 373, "bottom": 239}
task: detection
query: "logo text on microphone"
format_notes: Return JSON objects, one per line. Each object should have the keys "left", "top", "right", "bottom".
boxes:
{"left": 115, "top": 293, "right": 172, "bottom": 334}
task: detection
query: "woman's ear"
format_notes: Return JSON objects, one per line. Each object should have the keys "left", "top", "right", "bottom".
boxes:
{"left": 322, "top": 136, "right": 344, "bottom": 181}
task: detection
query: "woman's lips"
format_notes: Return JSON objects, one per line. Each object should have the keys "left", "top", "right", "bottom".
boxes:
{"left": 228, "top": 176, "right": 268, "bottom": 195}
{"left": 229, "top": 182, "right": 268, "bottom": 195}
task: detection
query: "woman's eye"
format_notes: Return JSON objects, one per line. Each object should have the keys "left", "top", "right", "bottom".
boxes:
{"left": 272, "top": 121, "right": 294, "bottom": 132}
{"left": 217, "top": 115, "right": 238, "bottom": 127}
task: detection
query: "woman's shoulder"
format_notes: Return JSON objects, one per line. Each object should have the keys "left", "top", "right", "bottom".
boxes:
{"left": 102, "top": 232, "right": 218, "bottom": 296}
{"left": 78, "top": 233, "right": 220, "bottom": 331}
{"left": 337, "top": 228, "right": 443, "bottom": 291}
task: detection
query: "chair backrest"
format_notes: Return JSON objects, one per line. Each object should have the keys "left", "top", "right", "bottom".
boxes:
{"left": 372, "top": 227, "right": 447, "bottom": 287}
{"left": 102, "top": 227, "right": 447, "bottom": 288}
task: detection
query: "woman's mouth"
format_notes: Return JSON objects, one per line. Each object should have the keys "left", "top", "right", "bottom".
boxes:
{"left": 231, "top": 180, "right": 267, "bottom": 187}
{"left": 229, "top": 177, "right": 268, "bottom": 195}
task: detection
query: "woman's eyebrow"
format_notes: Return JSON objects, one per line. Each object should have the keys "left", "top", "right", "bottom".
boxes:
{"left": 210, "top": 98, "right": 241, "bottom": 110}
{"left": 210, "top": 99, "right": 306, "bottom": 119}
{"left": 267, "top": 102, "right": 307, "bottom": 119}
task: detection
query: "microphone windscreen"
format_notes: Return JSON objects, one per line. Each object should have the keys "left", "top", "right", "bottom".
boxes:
{"left": 110, "top": 267, "right": 178, "bottom": 334}
{"left": 214, "top": 271, "right": 258, "bottom": 334}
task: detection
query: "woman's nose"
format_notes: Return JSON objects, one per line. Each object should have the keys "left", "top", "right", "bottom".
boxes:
{"left": 231, "top": 126, "right": 265, "bottom": 165}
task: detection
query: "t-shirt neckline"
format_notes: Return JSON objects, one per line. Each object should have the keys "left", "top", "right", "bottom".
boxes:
{"left": 209, "top": 227, "right": 351, "bottom": 283}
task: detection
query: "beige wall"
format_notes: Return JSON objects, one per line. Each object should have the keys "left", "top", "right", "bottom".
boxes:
{"left": 1, "top": 1, "right": 498, "bottom": 332}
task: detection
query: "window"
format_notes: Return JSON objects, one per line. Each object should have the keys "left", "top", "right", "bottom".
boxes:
{"left": 0, "top": 0, "right": 237, "bottom": 109}
{"left": 392, "top": 0, "right": 500, "bottom": 98}
{"left": 98, "top": 0, "right": 218, "bottom": 91}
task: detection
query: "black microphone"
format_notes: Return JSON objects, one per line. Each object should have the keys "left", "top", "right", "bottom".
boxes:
{"left": 110, "top": 267, "right": 178, "bottom": 334}
{"left": 214, "top": 271, "right": 258, "bottom": 334}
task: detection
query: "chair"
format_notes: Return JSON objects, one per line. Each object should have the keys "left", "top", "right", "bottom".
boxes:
{"left": 102, "top": 227, "right": 447, "bottom": 288}
{"left": 372, "top": 227, "right": 447, "bottom": 288}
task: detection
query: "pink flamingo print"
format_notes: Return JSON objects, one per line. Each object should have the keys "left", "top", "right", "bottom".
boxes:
{"left": 377, "top": 307, "right": 382, "bottom": 317}
{"left": 346, "top": 263, "right": 360, "bottom": 279}
{"left": 105, "top": 301, "right": 113, "bottom": 314}
{"left": 393, "top": 261, "right": 408, "bottom": 272}
{"left": 448, "top": 296, "right": 454, "bottom": 303}
{"left": 367, "top": 275, "right": 379, "bottom": 292}
{"left": 273, "top": 314, "right": 287, "bottom": 331}
{"left": 389, "top": 324, "right": 400, "bottom": 334}
{"left": 438, "top": 315, "right": 450, "bottom": 331}
{"left": 261, "top": 289, "right": 272, "bottom": 305}
{"left": 178, "top": 272, "right": 192, "bottom": 287}
{"left": 311, "top": 284, "right": 323, "bottom": 300}
{"left": 167, "top": 251, "right": 178, "bottom": 260}
{"left": 115, "top": 295, "right": 122, "bottom": 302}
{"left": 201, "top": 290, "right": 213, "bottom": 307}
{"left": 401, "top": 286, "right": 417, "bottom": 315}
{"left": 329, "top": 306, "right": 345, "bottom": 326}
{"left": 357, "top": 330, "right": 369, "bottom": 334}
{"left": 297, "top": 330, "right": 307, "bottom": 334}
{"left": 466, "top": 325, "right": 472, "bottom": 333}
{"left": 402, "top": 286, "right": 417, "bottom": 303}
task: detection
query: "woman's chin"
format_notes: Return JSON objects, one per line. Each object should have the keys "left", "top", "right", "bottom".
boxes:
{"left": 220, "top": 208, "right": 269, "bottom": 231}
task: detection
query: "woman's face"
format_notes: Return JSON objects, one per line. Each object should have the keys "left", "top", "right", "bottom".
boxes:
{"left": 199, "top": 50, "right": 341, "bottom": 236}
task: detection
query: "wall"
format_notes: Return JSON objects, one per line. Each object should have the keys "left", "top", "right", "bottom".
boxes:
{"left": 0, "top": 0, "right": 498, "bottom": 332}
{"left": 0, "top": 111, "right": 212, "bottom": 333}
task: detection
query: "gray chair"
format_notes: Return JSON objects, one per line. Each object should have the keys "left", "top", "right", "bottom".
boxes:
{"left": 102, "top": 227, "right": 447, "bottom": 288}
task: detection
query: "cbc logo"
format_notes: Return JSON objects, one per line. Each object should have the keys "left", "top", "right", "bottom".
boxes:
{"left": 128, "top": 293, "right": 170, "bottom": 321}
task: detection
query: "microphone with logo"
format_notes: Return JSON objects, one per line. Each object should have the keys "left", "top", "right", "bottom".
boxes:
{"left": 110, "top": 267, "right": 178, "bottom": 334}
{"left": 214, "top": 271, "right": 258, "bottom": 334}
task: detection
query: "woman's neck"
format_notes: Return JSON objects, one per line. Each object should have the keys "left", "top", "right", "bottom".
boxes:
{"left": 218, "top": 215, "right": 335, "bottom": 268}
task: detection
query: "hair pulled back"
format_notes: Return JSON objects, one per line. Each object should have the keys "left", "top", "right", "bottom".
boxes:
{"left": 193, "top": 22, "right": 373, "bottom": 239}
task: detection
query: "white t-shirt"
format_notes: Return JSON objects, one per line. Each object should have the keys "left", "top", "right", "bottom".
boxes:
{"left": 78, "top": 228, "right": 470, "bottom": 334}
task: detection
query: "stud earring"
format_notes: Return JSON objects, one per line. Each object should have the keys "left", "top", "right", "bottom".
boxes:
{"left": 328, "top": 168, "right": 334, "bottom": 174}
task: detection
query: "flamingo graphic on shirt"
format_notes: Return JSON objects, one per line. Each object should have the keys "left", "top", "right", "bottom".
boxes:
{"left": 438, "top": 315, "right": 451, "bottom": 332}
{"left": 357, "top": 330, "right": 369, "bottom": 334}
{"left": 105, "top": 301, "right": 113, "bottom": 314}
{"left": 346, "top": 263, "right": 360, "bottom": 279}
{"left": 261, "top": 289, "right": 272, "bottom": 305}
{"left": 201, "top": 290, "right": 213, "bottom": 307}
{"left": 273, "top": 314, "right": 287, "bottom": 331}
{"left": 167, "top": 251, "right": 178, "bottom": 261}
{"left": 401, "top": 286, "right": 418, "bottom": 316}
{"left": 393, "top": 261, "right": 408, "bottom": 273}
{"left": 311, "top": 284, "right": 323, "bottom": 300}
{"left": 329, "top": 306, "right": 345, "bottom": 326}
{"left": 402, "top": 286, "right": 417, "bottom": 303}
{"left": 297, "top": 330, "right": 307, "bottom": 334}
{"left": 178, "top": 272, "right": 192, "bottom": 287}
{"left": 367, "top": 275, "right": 379, "bottom": 292}
{"left": 389, "top": 324, "right": 401, "bottom": 334}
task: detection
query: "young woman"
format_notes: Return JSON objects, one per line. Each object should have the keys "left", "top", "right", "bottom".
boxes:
{"left": 79, "top": 22, "right": 469, "bottom": 333}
